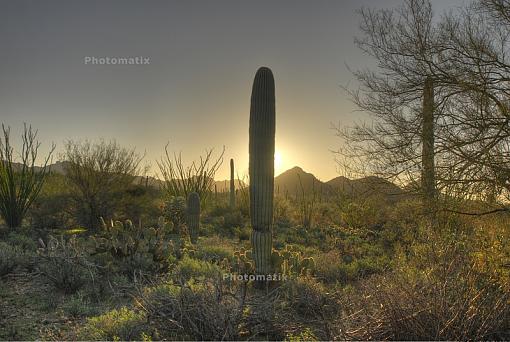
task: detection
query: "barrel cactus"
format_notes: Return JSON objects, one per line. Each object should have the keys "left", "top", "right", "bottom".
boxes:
{"left": 249, "top": 67, "right": 276, "bottom": 275}
{"left": 186, "top": 192, "right": 200, "bottom": 244}
{"left": 229, "top": 158, "right": 236, "bottom": 209}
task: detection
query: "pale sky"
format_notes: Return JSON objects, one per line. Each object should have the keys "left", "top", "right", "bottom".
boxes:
{"left": 0, "top": 0, "right": 466, "bottom": 181}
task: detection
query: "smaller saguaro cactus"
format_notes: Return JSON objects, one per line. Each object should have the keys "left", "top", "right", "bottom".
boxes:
{"left": 187, "top": 192, "right": 200, "bottom": 244}
{"left": 229, "top": 158, "right": 236, "bottom": 209}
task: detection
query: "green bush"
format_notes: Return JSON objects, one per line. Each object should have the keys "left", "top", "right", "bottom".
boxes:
{"left": 285, "top": 328, "right": 318, "bottom": 341}
{"left": 314, "top": 251, "right": 347, "bottom": 284}
{"left": 0, "top": 242, "right": 21, "bottom": 276}
{"left": 6, "top": 231, "right": 38, "bottom": 250}
{"left": 61, "top": 291, "right": 98, "bottom": 318}
{"left": 194, "top": 236, "right": 234, "bottom": 263}
{"left": 171, "top": 256, "right": 222, "bottom": 283}
{"left": 28, "top": 173, "right": 74, "bottom": 231}
{"left": 222, "top": 210, "right": 244, "bottom": 229}
{"left": 115, "top": 185, "right": 163, "bottom": 228}
{"left": 79, "top": 307, "right": 148, "bottom": 341}
{"left": 38, "top": 235, "right": 96, "bottom": 294}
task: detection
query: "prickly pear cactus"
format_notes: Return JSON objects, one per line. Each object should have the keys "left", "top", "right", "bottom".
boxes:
{"left": 164, "top": 196, "right": 186, "bottom": 232}
{"left": 272, "top": 245, "right": 315, "bottom": 277}
{"left": 187, "top": 192, "right": 200, "bottom": 244}
{"left": 232, "top": 247, "right": 254, "bottom": 274}
{"left": 92, "top": 217, "right": 171, "bottom": 276}
{"left": 249, "top": 67, "right": 276, "bottom": 275}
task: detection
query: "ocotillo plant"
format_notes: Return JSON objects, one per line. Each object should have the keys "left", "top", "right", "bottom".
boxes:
{"left": 249, "top": 67, "right": 276, "bottom": 275}
{"left": 229, "top": 158, "right": 235, "bottom": 209}
{"left": 0, "top": 124, "right": 55, "bottom": 229}
{"left": 186, "top": 192, "right": 200, "bottom": 244}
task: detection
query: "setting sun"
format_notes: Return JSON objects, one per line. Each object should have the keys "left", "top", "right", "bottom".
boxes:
{"left": 275, "top": 149, "right": 283, "bottom": 174}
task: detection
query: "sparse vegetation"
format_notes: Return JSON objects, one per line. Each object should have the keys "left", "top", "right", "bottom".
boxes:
{"left": 2, "top": 1, "right": 510, "bottom": 340}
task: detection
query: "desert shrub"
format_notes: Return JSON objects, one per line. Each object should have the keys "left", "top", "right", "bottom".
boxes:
{"left": 223, "top": 210, "right": 244, "bottom": 229}
{"left": 285, "top": 328, "right": 318, "bottom": 341}
{"left": 5, "top": 230, "right": 37, "bottom": 250}
{"left": 339, "top": 269, "right": 509, "bottom": 340}
{"left": 37, "top": 235, "right": 97, "bottom": 294}
{"left": 115, "top": 184, "right": 163, "bottom": 228}
{"left": 244, "top": 289, "right": 287, "bottom": 340}
{"left": 244, "top": 277, "right": 337, "bottom": 341}
{"left": 236, "top": 225, "right": 251, "bottom": 241}
{"left": 28, "top": 173, "right": 74, "bottom": 231}
{"left": 61, "top": 291, "right": 98, "bottom": 318}
{"left": 274, "top": 196, "right": 293, "bottom": 226}
{"left": 63, "top": 139, "right": 144, "bottom": 230}
{"left": 0, "top": 242, "right": 22, "bottom": 276}
{"left": 337, "top": 225, "right": 510, "bottom": 340}
{"left": 282, "top": 277, "right": 339, "bottom": 319}
{"left": 194, "top": 241, "right": 233, "bottom": 263}
{"left": 138, "top": 280, "right": 242, "bottom": 340}
{"left": 471, "top": 213, "right": 510, "bottom": 287}
{"left": 78, "top": 307, "right": 148, "bottom": 341}
{"left": 171, "top": 256, "right": 222, "bottom": 283}
{"left": 340, "top": 199, "right": 386, "bottom": 229}
{"left": 206, "top": 202, "right": 231, "bottom": 218}
{"left": 314, "top": 250, "right": 347, "bottom": 284}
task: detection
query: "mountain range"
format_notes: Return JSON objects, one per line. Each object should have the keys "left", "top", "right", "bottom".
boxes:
{"left": 274, "top": 166, "right": 404, "bottom": 199}
{"left": 8, "top": 161, "right": 404, "bottom": 199}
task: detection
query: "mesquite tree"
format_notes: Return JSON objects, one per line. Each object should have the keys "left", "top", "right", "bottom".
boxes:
{"left": 63, "top": 139, "right": 143, "bottom": 230}
{"left": 0, "top": 124, "right": 54, "bottom": 229}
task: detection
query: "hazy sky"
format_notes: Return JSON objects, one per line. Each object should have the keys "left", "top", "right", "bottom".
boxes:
{"left": 0, "top": 0, "right": 466, "bottom": 181}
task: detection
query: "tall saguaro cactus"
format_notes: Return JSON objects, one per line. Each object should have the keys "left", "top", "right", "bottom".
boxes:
{"left": 187, "top": 192, "right": 200, "bottom": 243}
{"left": 229, "top": 158, "right": 236, "bottom": 209}
{"left": 249, "top": 67, "right": 276, "bottom": 275}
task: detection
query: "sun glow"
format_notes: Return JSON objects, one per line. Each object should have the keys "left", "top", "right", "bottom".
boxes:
{"left": 275, "top": 150, "right": 283, "bottom": 175}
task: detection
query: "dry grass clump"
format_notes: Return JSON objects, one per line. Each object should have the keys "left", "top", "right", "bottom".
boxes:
{"left": 135, "top": 279, "right": 246, "bottom": 340}
{"left": 337, "top": 257, "right": 510, "bottom": 340}
{"left": 244, "top": 277, "right": 339, "bottom": 341}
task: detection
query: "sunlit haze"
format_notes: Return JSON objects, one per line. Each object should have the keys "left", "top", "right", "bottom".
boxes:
{"left": 0, "top": 0, "right": 465, "bottom": 181}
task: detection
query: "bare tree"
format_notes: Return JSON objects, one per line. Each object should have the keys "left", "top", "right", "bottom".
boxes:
{"left": 336, "top": 0, "right": 442, "bottom": 187}
{"left": 0, "top": 124, "right": 54, "bottom": 229}
{"left": 63, "top": 139, "right": 143, "bottom": 230}
{"left": 336, "top": 0, "right": 510, "bottom": 213}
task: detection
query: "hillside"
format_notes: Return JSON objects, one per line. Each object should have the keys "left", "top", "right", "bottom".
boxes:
{"left": 327, "top": 175, "right": 404, "bottom": 199}
{"left": 274, "top": 166, "right": 332, "bottom": 196}
{"left": 275, "top": 166, "right": 404, "bottom": 200}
